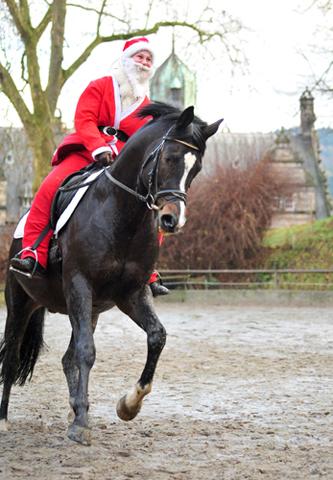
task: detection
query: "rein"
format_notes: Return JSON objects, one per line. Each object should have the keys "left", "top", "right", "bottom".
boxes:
{"left": 105, "top": 125, "right": 199, "bottom": 211}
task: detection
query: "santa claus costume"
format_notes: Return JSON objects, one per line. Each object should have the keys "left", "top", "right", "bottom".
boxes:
{"left": 11, "top": 37, "right": 167, "bottom": 295}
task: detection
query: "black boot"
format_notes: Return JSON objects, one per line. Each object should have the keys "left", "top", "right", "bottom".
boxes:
{"left": 150, "top": 281, "right": 170, "bottom": 298}
{"left": 10, "top": 257, "right": 45, "bottom": 278}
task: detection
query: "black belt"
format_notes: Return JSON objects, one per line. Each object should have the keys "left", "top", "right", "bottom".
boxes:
{"left": 98, "top": 125, "right": 129, "bottom": 143}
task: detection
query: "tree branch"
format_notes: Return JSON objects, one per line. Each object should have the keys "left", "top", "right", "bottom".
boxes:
{"left": 61, "top": 36, "right": 102, "bottom": 85}
{"left": 34, "top": 4, "right": 53, "bottom": 41}
{"left": 144, "top": 0, "right": 155, "bottom": 30}
{"left": 66, "top": 2, "right": 128, "bottom": 25}
{"left": 97, "top": 0, "right": 107, "bottom": 36}
{"left": 0, "top": 61, "right": 32, "bottom": 129}
{"left": 61, "top": 19, "right": 241, "bottom": 87}
{"left": 20, "top": 51, "right": 29, "bottom": 85}
{"left": 5, "top": 0, "right": 27, "bottom": 38}
{"left": 47, "top": 0, "right": 66, "bottom": 114}
{"left": 19, "top": 0, "right": 32, "bottom": 28}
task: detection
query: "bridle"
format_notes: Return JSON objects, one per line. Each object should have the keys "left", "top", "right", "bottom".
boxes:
{"left": 104, "top": 125, "right": 200, "bottom": 211}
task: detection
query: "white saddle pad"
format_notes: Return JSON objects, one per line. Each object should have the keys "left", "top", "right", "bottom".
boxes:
{"left": 13, "top": 170, "right": 103, "bottom": 239}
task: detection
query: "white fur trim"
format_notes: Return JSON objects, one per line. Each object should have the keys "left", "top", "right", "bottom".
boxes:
{"left": 112, "top": 76, "right": 121, "bottom": 127}
{"left": 121, "top": 41, "right": 155, "bottom": 64}
{"left": 110, "top": 144, "right": 118, "bottom": 156}
{"left": 92, "top": 146, "right": 112, "bottom": 160}
{"left": 120, "top": 96, "right": 146, "bottom": 120}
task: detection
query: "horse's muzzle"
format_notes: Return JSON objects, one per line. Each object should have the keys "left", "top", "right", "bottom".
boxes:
{"left": 155, "top": 201, "right": 186, "bottom": 235}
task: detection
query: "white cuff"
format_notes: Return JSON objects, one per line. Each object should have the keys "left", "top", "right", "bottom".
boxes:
{"left": 92, "top": 146, "right": 112, "bottom": 161}
{"left": 110, "top": 144, "right": 119, "bottom": 156}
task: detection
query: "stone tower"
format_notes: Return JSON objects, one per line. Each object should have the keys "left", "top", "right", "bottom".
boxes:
{"left": 150, "top": 42, "right": 197, "bottom": 109}
{"left": 296, "top": 89, "right": 331, "bottom": 218}
{"left": 300, "top": 88, "right": 316, "bottom": 142}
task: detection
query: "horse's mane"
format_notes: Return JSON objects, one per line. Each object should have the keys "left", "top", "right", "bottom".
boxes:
{"left": 137, "top": 102, "right": 180, "bottom": 120}
{"left": 137, "top": 102, "right": 208, "bottom": 154}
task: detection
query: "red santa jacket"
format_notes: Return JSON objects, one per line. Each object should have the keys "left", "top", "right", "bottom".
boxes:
{"left": 52, "top": 76, "right": 150, "bottom": 166}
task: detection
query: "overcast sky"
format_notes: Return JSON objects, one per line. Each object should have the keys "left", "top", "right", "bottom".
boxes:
{"left": 193, "top": 0, "right": 332, "bottom": 132}
{"left": 1, "top": 0, "right": 331, "bottom": 134}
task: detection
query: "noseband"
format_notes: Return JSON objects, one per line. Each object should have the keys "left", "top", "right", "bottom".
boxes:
{"left": 104, "top": 125, "right": 200, "bottom": 211}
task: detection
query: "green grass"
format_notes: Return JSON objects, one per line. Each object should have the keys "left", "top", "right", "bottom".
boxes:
{"left": 0, "top": 289, "right": 4, "bottom": 307}
{"left": 263, "top": 217, "right": 333, "bottom": 250}
{"left": 259, "top": 217, "right": 333, "bottom": 289}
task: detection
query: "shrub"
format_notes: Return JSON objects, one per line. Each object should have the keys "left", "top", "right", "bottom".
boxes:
{"left": 159, "top": 157, "right": 292, "bottom": 270}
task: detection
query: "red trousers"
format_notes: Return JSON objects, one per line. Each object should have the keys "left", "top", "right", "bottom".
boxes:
{"left": 22, "top": 151, "right": 162, "bottom": 283}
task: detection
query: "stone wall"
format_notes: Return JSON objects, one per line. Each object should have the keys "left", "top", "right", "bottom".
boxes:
{"left": 0, "top": 127, "right": 34, "bottom": 224}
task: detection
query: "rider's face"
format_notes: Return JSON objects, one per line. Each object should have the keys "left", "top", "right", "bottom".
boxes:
{"left": 131, "top": 50, "right": 152, "bottom": 68}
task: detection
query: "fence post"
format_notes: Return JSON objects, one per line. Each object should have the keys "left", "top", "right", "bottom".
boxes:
{"left": 274, "top": 271, "right": 278, "bottom": 290}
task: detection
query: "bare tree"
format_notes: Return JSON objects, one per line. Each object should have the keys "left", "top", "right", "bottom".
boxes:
{"left": 0, "top": 0, "right": 245, "bottom": 191}
{"left": 300, "top": 1, "right": 333, "bottom": 98}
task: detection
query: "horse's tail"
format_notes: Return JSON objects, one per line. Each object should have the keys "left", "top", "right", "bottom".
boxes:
{"left": 0, "top": 307, "right": 46, "bottom": 386}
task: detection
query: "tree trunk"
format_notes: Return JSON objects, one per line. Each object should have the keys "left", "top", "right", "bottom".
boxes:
{"left": 26, "top": 117, "right": 56, "bottom": 195}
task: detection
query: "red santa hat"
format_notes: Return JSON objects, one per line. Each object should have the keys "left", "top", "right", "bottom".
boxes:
{"left": 121, "top": 37, "right": 155, "bottom": 65}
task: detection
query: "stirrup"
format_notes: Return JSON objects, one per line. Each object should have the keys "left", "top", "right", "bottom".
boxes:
{"left": 9, "top": 248, "right": 39, "bottom": 279}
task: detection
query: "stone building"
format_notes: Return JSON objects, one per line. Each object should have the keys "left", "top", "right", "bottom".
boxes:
{"left": 267, "top": 127, "right": 316, "bottom": 228}
{"left": 0, "top": 57, "right": 331, "bottom": 230}
{"left": 0, "top": 127, "right": 34, "bottom": 224}
{"left": 203, "top": 89, "right": 332, "bottom": 228}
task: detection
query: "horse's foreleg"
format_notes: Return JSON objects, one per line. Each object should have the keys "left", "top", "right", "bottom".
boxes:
{"left": 116, "top": 288, "right": 166, "bottom": 421}
{"left": 65, "top": 281, "right": 96, "bottom": 446}
{"left": 62, "top": 314, "right": 99, "bottom": 424}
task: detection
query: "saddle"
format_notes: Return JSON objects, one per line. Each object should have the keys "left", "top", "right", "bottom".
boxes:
{"left": 50, "top": 162, "right": 102, "bottom": 230}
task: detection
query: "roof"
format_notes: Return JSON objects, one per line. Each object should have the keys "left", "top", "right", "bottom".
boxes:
{"left": 150, "top": 51, "right": 197, "bottom": 108}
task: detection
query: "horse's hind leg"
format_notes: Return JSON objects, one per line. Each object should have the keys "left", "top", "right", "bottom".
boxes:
{"left": 0, "top": 278, "right": 44, "bottom": 430}
{"left": 62, "top": 314, "right": 99, "bottom": 423}
{"left": 62, "top": 332, "right": 78, "bottom": 423}
{"left": 64, "top": 279, "right": 97, "bottom": 446}
{"left": 116, "top": 287, "right": 166, "bottom": 421}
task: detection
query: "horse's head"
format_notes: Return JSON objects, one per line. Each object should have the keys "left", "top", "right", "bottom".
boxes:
{"left": 139, "top": 104, "right": 223, "bottom": 235}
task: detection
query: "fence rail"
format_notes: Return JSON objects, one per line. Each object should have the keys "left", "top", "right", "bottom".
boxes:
{"left": 1, "top": 269, "right": 333, "bottom": 292}
{"left": 158, "top": 269, "right": 333, "bottom": 290}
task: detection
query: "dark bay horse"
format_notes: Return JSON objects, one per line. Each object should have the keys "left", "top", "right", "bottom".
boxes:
{"left": 0, "top": 103, "right": 222, "bottom": 445}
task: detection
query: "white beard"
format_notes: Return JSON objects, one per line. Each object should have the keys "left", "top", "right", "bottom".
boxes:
{"left": 113, "top": 58, "right": 154, "bottom": 112}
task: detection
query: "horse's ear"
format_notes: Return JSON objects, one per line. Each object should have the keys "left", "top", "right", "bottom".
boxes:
{"left": 175, "top": 106, "right": 195, "bottom": 130}
{"left": 201, "top": 119, "right": 224, "bottom": 140}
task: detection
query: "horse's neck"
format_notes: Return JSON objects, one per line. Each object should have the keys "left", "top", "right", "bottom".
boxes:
{"left": 111, "top": 139, "right": 149, "bottom": 189}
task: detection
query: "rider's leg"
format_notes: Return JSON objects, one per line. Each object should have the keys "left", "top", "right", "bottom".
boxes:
{"left": 11, "top": 152, "right": 92, "bottom": 273}
{"left": 149, "top": 234, "right": 169, "bottom": 297}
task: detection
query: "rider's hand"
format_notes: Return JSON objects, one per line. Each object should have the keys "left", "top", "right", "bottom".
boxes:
{"left": 95, "top": 151, "right": 112, "bottom": 167}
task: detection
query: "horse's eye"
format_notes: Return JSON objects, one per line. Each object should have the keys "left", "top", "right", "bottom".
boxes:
{"left": 164, "top": 157, "right": 171, "bottom": 164}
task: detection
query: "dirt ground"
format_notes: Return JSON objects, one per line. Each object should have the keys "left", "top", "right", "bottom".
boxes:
{"left": 0, "top": 302, "right": 332, "bottom": 479}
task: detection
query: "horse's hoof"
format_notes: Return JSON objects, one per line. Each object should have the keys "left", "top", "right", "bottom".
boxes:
{"left": 0, "top": 419, "right": 9, "bottom": 431}
{"left": 67, "top": 423, "right": 92, "bottom": 446}
{"left": 116, "top": 394, "right": 142, "bottom": 421}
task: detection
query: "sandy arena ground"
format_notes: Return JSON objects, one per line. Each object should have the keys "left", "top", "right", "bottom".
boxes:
{"left": 0, "top": 302, "right": 332, "bottom": 479}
